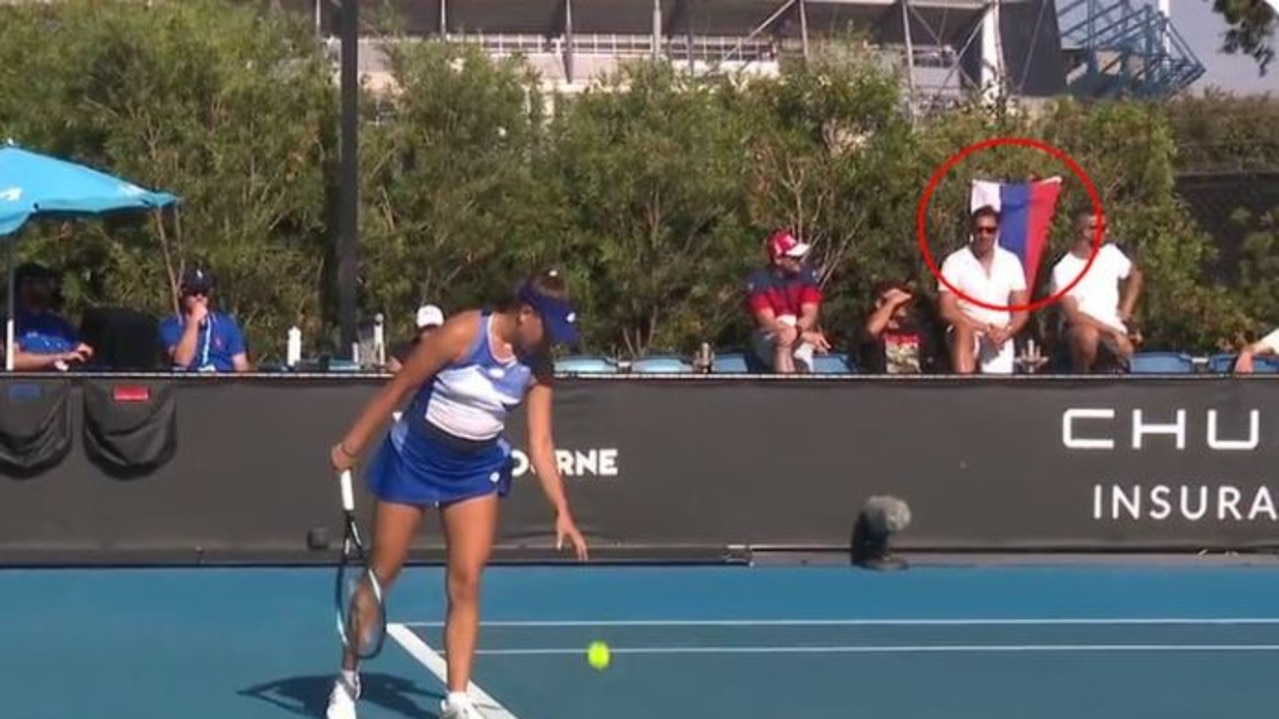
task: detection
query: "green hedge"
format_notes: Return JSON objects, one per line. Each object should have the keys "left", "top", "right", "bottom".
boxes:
{"left": 0, "top": 0, "right": 1273, "bottom": 362}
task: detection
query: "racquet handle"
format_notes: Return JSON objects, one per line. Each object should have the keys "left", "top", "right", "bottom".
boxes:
{"left": 339, "top": 469, "right": 355, "bottom": 512}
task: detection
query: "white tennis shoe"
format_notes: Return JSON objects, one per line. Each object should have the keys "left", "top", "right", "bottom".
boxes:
{"left": 440, "top": 691, "right": 482, "bottom": 719}
{"left": 325, "top": 673, "right": 360, "bottom": 719}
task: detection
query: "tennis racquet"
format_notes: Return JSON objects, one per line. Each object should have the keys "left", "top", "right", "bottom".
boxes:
{"left": 334, "top": 469, "right": 387, "bottom": 659}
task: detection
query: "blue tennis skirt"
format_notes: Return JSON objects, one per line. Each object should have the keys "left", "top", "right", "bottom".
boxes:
{"left": 365, "top": 418, "right": 514, "bottom": 507}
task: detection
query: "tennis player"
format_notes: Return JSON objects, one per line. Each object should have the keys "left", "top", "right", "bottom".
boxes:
{"left": 325, "top": 269, "right": 590, "bottom": 719}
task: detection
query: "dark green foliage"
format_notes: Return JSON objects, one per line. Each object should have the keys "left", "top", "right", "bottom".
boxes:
{"left": 0, "top": 0, "right": 1273, "bottom": 362}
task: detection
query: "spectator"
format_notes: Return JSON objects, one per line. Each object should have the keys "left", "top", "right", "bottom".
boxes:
{"left": 1050, "top": 209, "right": 1142, "bottom": 373}
{"left": 2, "top": 262, "right": 94, "bottom": 371}
{"left": 854, "top": 281, "right": 943, "bottom": 374}
{"left": 938, "top": 206, "right": 1029, "bottom": 374}
{"left": 1234, "top": 327, "right": 1279, "bottom": 373}
{"left": 386, "top": 303, "right": 445, "bottom": 373}
{"left": 159, "top": 267, "right": 250, "bottom": 373}
{"left": 745, "top": 229, "right": 831, "bottom": 373}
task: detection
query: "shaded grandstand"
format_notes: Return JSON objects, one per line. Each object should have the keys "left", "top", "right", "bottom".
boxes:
{"left": 266, "top": 0, "right": 1077, "bottom": 113}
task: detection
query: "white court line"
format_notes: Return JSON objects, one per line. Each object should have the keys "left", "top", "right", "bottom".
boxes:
{"left": 460, "top": 644, "right": 1279, "bottom": 656}
{"left": 403, "top": 617, "right": 1279, "bottom": 628}
{"left": 386, "top": 623, "right": 521, "bottom": 719}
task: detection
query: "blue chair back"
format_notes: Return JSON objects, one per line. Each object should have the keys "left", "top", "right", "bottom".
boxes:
{"left": 631, "top": 355, "right": 693, "bottom": 374}
{"left": 1208, "top": 354, "right": 1279, "bottom": 374}
{"left": 1254, "top": 357, "right": 1279, "bottom": 374}
{"left": 1207, "top": 354, "right": 1237, "bottom": 373}
{"left": 712, "top": 353, "right": 750, "bottom": 374}
{"left": 1129, "top": 351, "right": 1193, "bottom": 374}
{"left": 555, "top": 355, "right": 617, "bottom": 374}
{"left": 810, "top": 353, "right": 853, "bottom": 374}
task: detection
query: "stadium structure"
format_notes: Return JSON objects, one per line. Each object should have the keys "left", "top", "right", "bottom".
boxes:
{"left": 272, "top": 0, "right": 1206, "bottom": 111}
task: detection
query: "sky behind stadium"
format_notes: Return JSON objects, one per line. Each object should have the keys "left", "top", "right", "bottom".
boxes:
{"left": 1169, "top": 0, "right": 1275, "bottom": 93}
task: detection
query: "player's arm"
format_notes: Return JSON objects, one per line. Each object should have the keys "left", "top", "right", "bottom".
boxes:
{"left": 795, "top": 267, "right": 824, "bottom": 336}
{"left": 752, "top": 307, "right": 787, "bottom": 335}
{"left": 938, "top": 290, "right": 982, "bottom": 331}
{"left": 865, "top": 290, "right": 907, "bottom": 337}
{"left": 1002, "top": 259, "right": 1031, "bottom": 337}
{"left": 9, "top": 346, "right": 73, "bottom": 371}
{"left": 749, "top": 289, "right": 787, "bottom": 335}
{"left": 334, "top": 313, "right": 472, "bottom": 458}
{"left": 745, "top": 275, "right": 787, "bottom": 335}
{"left": 524, "top": 379, "right": 571, "bottom": 518}
{"left": 937, "top": 257, "right": 982, "bottom": 331}
{"left": 1237, "top": 329, "right": 1279, "bottom": 373}
{"left": 1118, "top": 264, "right": 1143, "bottom": 321}
{"left": 166, "top": 319, "right": 202, "bottom": 369}
{"left": 797, "top": 302, "right": 820, "bottom": 333}
{"left": 227, "top": 319, "right": 252, "bottom": 372}
{"left": 526, "top": 370, "right": 588, "bottom": 560}
{"left": 1007, "top": 288, "right": 1030, "bottom": 335}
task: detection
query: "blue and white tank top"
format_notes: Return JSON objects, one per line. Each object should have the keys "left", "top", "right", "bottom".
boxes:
{"left": 405, "top": 313, "right": 535, "bottom": 442}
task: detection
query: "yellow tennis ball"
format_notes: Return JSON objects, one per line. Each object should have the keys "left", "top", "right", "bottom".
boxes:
{"left": 586, "top": 641, "right": 610, "bottom": 670}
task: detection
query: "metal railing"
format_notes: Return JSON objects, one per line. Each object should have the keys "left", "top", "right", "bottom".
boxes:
{"left": 1057, "top": 0, "right": 1205, "bottom": 98}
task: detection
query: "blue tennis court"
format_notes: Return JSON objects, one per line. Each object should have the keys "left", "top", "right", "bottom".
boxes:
{"left": 6, "top": 562, "right": 1279, "bottom": 719}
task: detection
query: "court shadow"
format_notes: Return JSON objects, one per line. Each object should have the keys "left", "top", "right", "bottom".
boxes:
{"left": 239, "top": 672, "right": 442, "bottom": 719}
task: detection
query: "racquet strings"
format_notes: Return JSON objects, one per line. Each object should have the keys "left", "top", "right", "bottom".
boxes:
{"left": 338, "top": 553, "right": 385, "bottom": 657}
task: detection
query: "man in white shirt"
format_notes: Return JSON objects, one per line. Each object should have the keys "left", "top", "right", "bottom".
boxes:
{"left": 938, "top": 205, "right": 1030, "bottom": 374}
{"left": 1234, "top": 328, "right": 1279, "bottom": 373}
{"left": 386, "top": 303, "right": 445, "bottom": 373}
{"left": 1049, "top": 210, "right": 1142, "bottom": 372}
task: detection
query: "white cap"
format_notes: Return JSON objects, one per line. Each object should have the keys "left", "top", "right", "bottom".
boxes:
{"left": 416, "top": 304, "right": 444, "bottom": 329}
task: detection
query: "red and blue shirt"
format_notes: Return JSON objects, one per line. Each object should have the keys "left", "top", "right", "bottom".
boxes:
{"left": 744, "top": 265, "right": 823, "bottom": 318}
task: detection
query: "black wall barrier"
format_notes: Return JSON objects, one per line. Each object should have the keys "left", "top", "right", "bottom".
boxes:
{"left": 3, "top": 373, "right": 1279, "bottom": 565}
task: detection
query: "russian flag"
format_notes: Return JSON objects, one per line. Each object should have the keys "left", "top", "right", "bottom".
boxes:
{"left": 970, "top": 176, "right": 1062, "bottom": 290}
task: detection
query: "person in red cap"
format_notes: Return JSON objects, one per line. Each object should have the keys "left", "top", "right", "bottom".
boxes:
{"left": 743, "top": 229, "right": 831, "bottom": 372}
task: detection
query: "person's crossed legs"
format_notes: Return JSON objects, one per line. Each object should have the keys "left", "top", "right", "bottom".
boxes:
{"left": 949, "top": 322, "right": 979, "bottom": 374}
{"left": 1064, "top": 323, "right": 1134, "bottom": 373}
{"left": 948, "top": 322, "right": 1016, "bottom": 374}
{"left": 752, "top": 318, "right": 815, "bottom": 373}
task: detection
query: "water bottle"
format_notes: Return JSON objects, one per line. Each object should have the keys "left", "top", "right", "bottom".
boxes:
{"left": 287, "top": 326, "right": 302, "bottom": 368}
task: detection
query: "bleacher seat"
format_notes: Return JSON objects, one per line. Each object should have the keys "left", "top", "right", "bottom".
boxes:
{"left": 810, "top": 353, "right": 854, "bottom": 374}
{"left": 1207, "top": 353, "right": 1237, "bottom": 373}
{"left": 711, "top": 353, "right": 750, "bottom": 373}
{"left": 554, "top": 355, "right": 617, "bottom": 374}
{"left": 1207, "top": 353, "right": 1279, "bottom": 374}
{"left": 1129, "top": 351, "right": 1194, "bottom": 374}
{"left": 630, "top": 355, "right": 693, "bottom": 373}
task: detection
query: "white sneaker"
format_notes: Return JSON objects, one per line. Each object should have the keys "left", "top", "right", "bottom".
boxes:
{"left": 439, "top": 691, "right": 482, "bottom": 719}
{"left": 325, "top": 674, "right": 360, "bottom": 719}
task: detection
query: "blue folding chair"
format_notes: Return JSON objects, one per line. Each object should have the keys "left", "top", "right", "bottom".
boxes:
{"left": 1207, "top": 354, "right": 1237, "bottom": 373}
{"left": 554, "top": 355, "right": 617, "bottom": 374}
{"left": 810, "top": 353, "right": 854, "bottom": 374}
{"left": 711, "top": 352, "right": 750, "bottom": 374}
{"left": 630, "top": 355, "right": 693, "bottom": 374}
{"left": 1129, "top": 351, "right": 1194, "bottom": 374}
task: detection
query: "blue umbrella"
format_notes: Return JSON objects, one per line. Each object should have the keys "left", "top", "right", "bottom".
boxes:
{"left": 0, "top": 144, "right": 179, "bottom": 236}
{"left": 0, "top": 142, "right": 180, "bottom": 369}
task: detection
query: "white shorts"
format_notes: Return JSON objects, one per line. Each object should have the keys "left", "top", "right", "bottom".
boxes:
{"left": 948, "top": 326, "right": 1015, "bottom": 374}
{"left": 752, "top": 315, "right": 815, "bottom": 372}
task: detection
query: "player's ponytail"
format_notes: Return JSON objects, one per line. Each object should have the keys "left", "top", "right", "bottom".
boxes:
{"left": 522, "top": 267, "right": 569, "bottom": 303}
{"left": 495, "top": 267, "right": 571, "bottom": 313}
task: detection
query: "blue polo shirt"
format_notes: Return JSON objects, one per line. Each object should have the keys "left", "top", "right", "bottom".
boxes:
{"left": 158, "top": 312, "right": 246, "bottom": 372}
{"left": 14, "top": 310, "right": 79, "bottom": 355}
